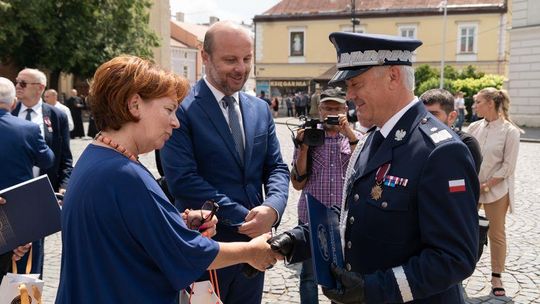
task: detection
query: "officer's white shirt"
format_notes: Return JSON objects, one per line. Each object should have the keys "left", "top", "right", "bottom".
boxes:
{"left": 379, "top": 97, "right": 419, "bottom": 138}
{"left": 17, "top": 99, "right": 46, "bottom": 177}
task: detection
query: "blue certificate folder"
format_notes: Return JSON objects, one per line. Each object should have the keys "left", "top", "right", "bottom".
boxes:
{"left": 0, "top": 175, "right": 61, "bottom": 254}
{"left": 305, "top": 193, "right": 344, "bottom": 289}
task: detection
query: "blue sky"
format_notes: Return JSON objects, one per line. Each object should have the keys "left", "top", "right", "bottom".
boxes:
{"left": 169, "top": 0, "right": 281, "bottom": 24}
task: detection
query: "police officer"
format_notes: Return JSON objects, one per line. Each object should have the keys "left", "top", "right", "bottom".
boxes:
{"left": 270, "top": 32, "right": 479, "bottom": 303}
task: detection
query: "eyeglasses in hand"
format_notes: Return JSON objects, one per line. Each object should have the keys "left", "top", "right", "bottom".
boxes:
{"left": 188, "top": 200, "right": 219, "bottom": 231}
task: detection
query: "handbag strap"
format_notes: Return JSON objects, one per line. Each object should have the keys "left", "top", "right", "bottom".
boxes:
{"left": 11, "top": 246, "right": 33, "bottom": 274}
{"left": 209, "top": 269, "right": 220, "bottom": 299}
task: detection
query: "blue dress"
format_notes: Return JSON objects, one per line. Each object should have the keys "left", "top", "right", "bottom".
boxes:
{"left": 56, "top": 144, "right": 219, "bottom": 303}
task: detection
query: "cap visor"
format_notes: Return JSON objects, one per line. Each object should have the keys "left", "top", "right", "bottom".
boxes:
{"left": 320, "top": 97, "right": 346, "bottom": 104}
{"left": 329, "top": 68, "right": 370, "bottom": 84}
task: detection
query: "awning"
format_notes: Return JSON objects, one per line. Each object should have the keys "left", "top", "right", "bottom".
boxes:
{"left": 313, "top": 65, "right": 337, "bottom": 82}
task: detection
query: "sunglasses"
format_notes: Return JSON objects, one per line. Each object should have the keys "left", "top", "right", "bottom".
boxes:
{"left": 188, "top": 200, "right": 219, "bottom": 231}
{"left": 15, "top": 80, "right": 41, "bottom": 88}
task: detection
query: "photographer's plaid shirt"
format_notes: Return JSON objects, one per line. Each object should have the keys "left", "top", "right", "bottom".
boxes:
{"left": 293, "top": 132, "right": 359, "bottom": 224}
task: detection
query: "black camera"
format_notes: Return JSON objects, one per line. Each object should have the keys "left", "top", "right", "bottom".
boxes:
{"left": 301, "top": 118, "right": 325, "bottom": 147}
{"left": 325, "top": 115, "right": 340, "bottom": 125}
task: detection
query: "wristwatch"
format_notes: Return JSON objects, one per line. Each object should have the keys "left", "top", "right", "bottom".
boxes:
{"left": 483, "top": 184, "right": 490, "bottom": 193}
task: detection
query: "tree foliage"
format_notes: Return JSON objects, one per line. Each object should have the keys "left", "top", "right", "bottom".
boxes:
{"left": 0, "top": 0, "right": 160, "bottom": 87}
{"left": 414, "top": 64, "right": 438, "bottom": 91}
{"left": 415, "top": 64, "right": 504, "bottom": 97}
{"left": 415, "top": 64, "right": 505, "bottom": 121}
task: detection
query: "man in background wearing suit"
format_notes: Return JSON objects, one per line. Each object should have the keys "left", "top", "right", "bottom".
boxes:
{"left": 0, "top": 77, "right": 53, "bottom": 277}
{"left": 44, "top": 89, "right": 74, "bottom": 132}
{"left": 64, "top": 89, "right": 85, "bottom": 138}
{"left": 11, "top": 68, "right": 73, "bottom": 274}
{"left": 161, "top": 21, "right": 289, "bottom": 303}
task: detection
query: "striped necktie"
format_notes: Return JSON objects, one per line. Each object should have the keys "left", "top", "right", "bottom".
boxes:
{"left": 222, "top": 96, "right": 244, "bottom": 164}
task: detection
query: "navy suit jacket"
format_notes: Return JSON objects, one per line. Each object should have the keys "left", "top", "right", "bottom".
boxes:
{"left": 288, "top": 102, "right": 479, "bottom": 303}
{"left": 0, "top": 109, "right": 54, "bottom": 189}
{"left": 0, "top": 108, "right": 54, "bottom": 276}
{"left": 161, "top": 79, "right": 289, "bottom": 242}
{"left": 12, "top": 102, "right": 73, "bottom": 191}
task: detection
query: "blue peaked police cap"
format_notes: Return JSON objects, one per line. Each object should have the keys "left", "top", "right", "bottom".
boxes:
{"left": 328, "top": 32, "right": 423, "bottom": 83}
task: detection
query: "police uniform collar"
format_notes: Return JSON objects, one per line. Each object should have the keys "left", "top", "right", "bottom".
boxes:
{"left": 328, "top": 32, "right": 422, "bottom": 83}
{"left": 380, "top": 97, "right": 419, "bottom": 138}
{"left": 366, "top": 125, "right": 378, "bottom": 133}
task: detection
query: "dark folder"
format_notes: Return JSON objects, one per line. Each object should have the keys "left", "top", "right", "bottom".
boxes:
{"left": 0, "top": 175, "right": 61, "bottom": 254}
{"left": 305, "top": 193, "right": 344, "bottom": 289}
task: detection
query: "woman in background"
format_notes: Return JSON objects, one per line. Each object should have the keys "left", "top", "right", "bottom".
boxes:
{"left": 468, "top": 87, "right": 521, "bottom": 297}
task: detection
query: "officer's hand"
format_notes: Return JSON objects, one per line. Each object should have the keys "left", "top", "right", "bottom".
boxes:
{"left": 322, "top": 263, "right": 366, "bottom": 304}
{"left": 267, "top": 232, "right": 294, "bottom": 257}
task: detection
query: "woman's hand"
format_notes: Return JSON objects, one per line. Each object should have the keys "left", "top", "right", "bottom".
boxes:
{"left": 182, "top": 209, "right": 218, "bottom": 238}
{"left": 12, "top": 243, "right": 32, "bottom": 262}
{"left": 245, "top": 233, "right": 284, "bottom": 271}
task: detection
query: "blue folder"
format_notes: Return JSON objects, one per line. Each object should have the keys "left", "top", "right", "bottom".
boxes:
{"left": 0, "top": 175, "right": 61, "bottom": 254}
{"left": 305, "top": 193, "right": 344, "bottom": 289}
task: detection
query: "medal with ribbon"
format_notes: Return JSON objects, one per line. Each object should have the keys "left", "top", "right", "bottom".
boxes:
{"left": 43, "top": 116, "right": 53, "bottom": 133}
{"left": 371, "top": 163, "right": 391, "bottom": 200}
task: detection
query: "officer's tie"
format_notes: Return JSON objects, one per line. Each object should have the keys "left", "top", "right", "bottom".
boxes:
{"left": 25, "top": 108, "right": 33, "bottom": 121}
{"left": 368, "top": 130, "right": 384, "bottom": 161}
{"left": 222, "top": 96, "right": 244, "bottom": 164}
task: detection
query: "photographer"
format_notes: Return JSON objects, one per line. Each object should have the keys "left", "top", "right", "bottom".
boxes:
{"left": 290, "top": 88, "right": 360, "bottom": 303}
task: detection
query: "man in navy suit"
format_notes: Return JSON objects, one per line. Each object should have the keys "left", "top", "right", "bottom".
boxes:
{"left": 11, "top": 68, "right": 73, "bottom": 274}
{"left": 270, "top": 33, "right": 479, "bottom": 303}
{"left": 12, "top": 68, "right": 73, "bottom": 193}
{"left": 0, "top": 77, "right": 53, "bottom": 277}
{"left": 161, "top": 21, "right": 289, "bottom": 303}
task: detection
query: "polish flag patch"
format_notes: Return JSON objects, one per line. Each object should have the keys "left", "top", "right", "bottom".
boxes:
{"left": 448, "top": 179, "right": 466, "bottom": 193}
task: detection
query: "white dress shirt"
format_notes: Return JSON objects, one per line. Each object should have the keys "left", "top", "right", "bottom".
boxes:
{"left": 379, "top": 97, "right": 419, "bottom": 138}
{"left": 203, "top": 77, "right": 246, "bottom": 146}
{"left": 17, "top": 99, "right": 46, "bottom": 177}
{"left": 54, "top": 102, "right": 74, "bottom": 131}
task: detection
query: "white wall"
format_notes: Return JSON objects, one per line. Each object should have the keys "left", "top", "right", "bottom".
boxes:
{"left": 508, "top": 0, "right": 540, "bottom": 127}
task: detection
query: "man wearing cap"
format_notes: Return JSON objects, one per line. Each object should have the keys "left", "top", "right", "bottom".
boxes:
{"left": 291, "top": 88, "right": 360, "bottom": 303}
{"left": 270, "top": 32, "right": 479, "bottom": 303}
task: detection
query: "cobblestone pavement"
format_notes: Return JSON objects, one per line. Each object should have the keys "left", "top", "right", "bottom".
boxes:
{"left": 41, "top": 122, "right": 540, "bottom": 303}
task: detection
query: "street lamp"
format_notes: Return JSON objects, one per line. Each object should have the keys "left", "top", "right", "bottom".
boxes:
{"left": 439, "top": 0, "right": 448, "bottom": 89}
{"left": 351, "top": 0, "right": 359, "bottom": 32}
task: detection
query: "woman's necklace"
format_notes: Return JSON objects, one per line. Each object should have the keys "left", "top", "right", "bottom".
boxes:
{"left": 94, "top": 132, "right": 139, "bottom": 163}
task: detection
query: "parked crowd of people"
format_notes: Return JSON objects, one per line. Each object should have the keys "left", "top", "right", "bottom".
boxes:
{"left": 0, "top": 21, "right": 523, "bottom": 304}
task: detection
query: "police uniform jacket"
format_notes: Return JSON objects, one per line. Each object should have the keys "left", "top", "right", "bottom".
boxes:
{"left": 288, "top": 101, "right": 479, "bottom": 303}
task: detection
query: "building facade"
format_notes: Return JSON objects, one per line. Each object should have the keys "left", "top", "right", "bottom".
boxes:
{"left": 170, "top": 15, "right": 209, "bottom": 83}
{"left": 170, "top": 38, "right": 199, "bottom": 85}
{"left": 254, "top": 0, "right": 509, "bottom": 96}
{"left": 507, "top": 0, "right": 540, "bottom": 127}
{"left": 150, "top": 0, "right": 171, "bottom": 69}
